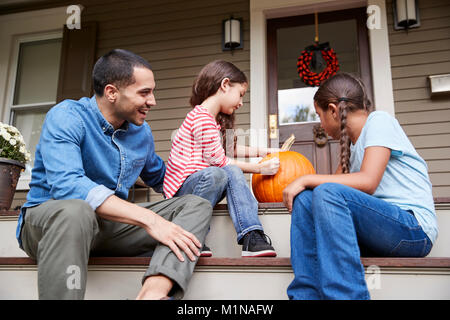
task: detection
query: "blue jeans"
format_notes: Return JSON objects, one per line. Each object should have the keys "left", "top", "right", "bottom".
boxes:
{"left": 287, "top": 183, "right": 432, "bottom": 300}
{"left": 175, "top": 165, "right": 263, "bottom": 243}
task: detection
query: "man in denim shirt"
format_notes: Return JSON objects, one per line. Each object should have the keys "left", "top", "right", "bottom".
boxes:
{"left": 17, "top": 49, "right": 212, "bottom": 300}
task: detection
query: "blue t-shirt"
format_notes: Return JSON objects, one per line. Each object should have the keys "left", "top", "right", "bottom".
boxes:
{"left": 349, "top": 111, "right": 438, "bottom": 243}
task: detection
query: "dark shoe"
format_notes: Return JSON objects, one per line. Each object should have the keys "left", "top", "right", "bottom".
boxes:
{"left": 241, "top": 230, "right": 277, "bottom": 257}
{"left": 200, "top": 244, "right": 212, "bottom": 257}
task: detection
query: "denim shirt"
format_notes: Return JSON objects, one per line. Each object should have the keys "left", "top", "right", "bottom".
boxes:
{"left": 16, "top": 96, "right": 165, "bottom": 246}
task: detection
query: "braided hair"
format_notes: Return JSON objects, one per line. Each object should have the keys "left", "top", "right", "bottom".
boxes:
{"left": 314, "top": 73, "right": 372, "bottom": 173}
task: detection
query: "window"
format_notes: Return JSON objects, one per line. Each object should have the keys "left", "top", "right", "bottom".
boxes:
{"left": 7, "top": 33, "right": 62, "bottom": 187}
{"left": 276, "top": 19, "right": 360, "bottom": 126}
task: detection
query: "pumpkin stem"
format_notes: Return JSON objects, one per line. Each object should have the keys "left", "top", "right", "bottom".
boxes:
{"left": 281, "top": 134, "right": 295, "bottom": 151}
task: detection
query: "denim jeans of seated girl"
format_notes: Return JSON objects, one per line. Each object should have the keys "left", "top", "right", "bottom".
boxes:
{"left": 288, "top": 183, "right": 432, "bottom": 300}
{"left": 175, "top": 165, "right": 263, "bottom": 243}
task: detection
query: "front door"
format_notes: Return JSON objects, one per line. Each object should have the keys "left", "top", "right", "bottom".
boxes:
{"left": 267, "top": 7, "right": 372, "bottom": 174}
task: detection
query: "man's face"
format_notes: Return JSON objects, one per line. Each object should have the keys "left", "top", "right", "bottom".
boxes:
{"left": 114, "top": 67, "right": 156, "bottom": 126}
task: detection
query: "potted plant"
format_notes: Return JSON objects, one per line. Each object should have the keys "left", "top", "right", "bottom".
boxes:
{"left": 0, "top": 122, "right": 31, "bottom": 211}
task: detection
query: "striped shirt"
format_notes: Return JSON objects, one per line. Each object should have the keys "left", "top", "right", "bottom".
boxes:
{"left": 163, "top": 105, "right": 231, "bottom": 198}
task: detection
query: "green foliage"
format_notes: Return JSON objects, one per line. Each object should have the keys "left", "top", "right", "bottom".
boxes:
{"left": 282, "top": 105, "right": 317, "bottom": 124}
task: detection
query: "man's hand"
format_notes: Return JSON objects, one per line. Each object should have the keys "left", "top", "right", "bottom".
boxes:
{"left": 266, "top": 147, "right": 281, "bottom": 154}
{"left": 96, "top": 195, "right": 201, "bottom": 262}
{"left": 146, "top": 214, "right": 201, "bottom": 262}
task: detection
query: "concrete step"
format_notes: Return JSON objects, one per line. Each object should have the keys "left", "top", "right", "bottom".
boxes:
{"left": 1, "top": 257, "right": 450, "bottom": 299}
{"left": 1, "top": 204, "right": 450, "bottom": 258}
{"left": 1, "top": 203, "right": 449, "bottom": 300}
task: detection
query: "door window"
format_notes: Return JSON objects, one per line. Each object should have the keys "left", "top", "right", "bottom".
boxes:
{"left": 277, "top": 19, "right": 360, "bottom": 126}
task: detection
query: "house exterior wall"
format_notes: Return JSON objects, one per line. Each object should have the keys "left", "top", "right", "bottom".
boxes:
{"left": 0, "top": 7, "right": 67, "bottom": 209}
{"left": 8, "top": 0, "right": 250, "bottom": 207}
{"left": 5, "top": 0, "right": 449, "bottom": 208}
{"left": 386, "top": 0, "right": 450, "bottom": 198}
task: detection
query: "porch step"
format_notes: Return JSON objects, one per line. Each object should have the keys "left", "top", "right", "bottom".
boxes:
{"left": 1, "top": 256, "right": 450, "bottom": 299}
{"left": 1, "top": 203, "right": 450, "bottom": 299}
{"left": 1, "top": 204, "right": 450, "bottom": 257}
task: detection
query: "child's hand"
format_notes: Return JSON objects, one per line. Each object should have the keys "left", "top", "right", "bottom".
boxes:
{"left": 257, "top": 148, "right": 281, "bottom": 157}
{"left": 266, "top": 148, "right": 281, "bottom": 154}
{"left": 259, "top": 157, "right": 280, "bottom": 175}
{"left": 283, "top": 177, "right": 306, "bottom": 213}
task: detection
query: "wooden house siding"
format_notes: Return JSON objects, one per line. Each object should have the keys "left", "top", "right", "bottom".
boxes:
{"left": 8, "top": 0, "right": 449, "bottom": 207}
{"left": 87, "top": 0, "right": 251, "bottom": 202}
{"left": 387, "top": 0, "right": 450, "bottom": 198}
{"left": 9, "top": 0, "right": 250, "bottom": 206}
{"left": 82, "top": 0, "right": 251, "bottom": 159}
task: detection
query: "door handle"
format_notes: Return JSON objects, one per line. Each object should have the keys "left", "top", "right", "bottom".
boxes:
{"left": 313, "top": 123, "right": 328, "bottom": 147}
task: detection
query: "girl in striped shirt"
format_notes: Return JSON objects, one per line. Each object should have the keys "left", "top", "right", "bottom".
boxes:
{"left": 163, "top": 60, "right": 280, "bottom": 257}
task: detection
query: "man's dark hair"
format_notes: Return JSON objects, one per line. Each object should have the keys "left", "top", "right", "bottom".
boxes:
{"left": 92, "top": 49, "right": 152, "bottom": 96}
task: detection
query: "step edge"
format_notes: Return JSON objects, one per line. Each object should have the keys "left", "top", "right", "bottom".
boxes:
{"left": 2, "top": 201, "right": 449, "bottom": 218}
{"left": 2, "top": 257, "right": 450, "bottom": 268}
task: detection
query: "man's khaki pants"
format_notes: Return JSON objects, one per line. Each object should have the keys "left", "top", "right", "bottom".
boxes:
{"left": 19, "top": 195, "right": 212, "bottom": 300}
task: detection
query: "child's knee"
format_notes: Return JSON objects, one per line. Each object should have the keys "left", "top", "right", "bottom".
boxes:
{"left": 294, "top": 190, "right": 312, "bottom": 205}
{"left": 223, "top": 164, "right": 243, "bottom": 179}
{"left": 206, "top": 167, "right": 228, "bottom": 187}
{"left": 292, "top": 190, "right": 313, "bottom": 213}
{"left": 313, "top": 183, "right": 345, "bottom": 199}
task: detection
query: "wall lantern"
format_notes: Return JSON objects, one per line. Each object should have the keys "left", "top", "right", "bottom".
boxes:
{"left": 428, "top": 74, "right": 450, "bottom": 97}
{"left": 222, "top": 17, "right": 243, "bottom": 51}
{"left": 393, "top": 0, "right": 420, "bottom": 30}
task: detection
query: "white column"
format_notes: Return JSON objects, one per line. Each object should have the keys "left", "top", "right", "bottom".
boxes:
{"left": 367, "top": 0, "right": 396, "bottom": 115}
{"left": 249, "top": 8, "right": 268, "bottom": 150}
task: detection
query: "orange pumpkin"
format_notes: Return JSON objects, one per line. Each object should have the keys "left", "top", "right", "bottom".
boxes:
{"left": 252, "top": 151, "right": 316, "bottom": 203}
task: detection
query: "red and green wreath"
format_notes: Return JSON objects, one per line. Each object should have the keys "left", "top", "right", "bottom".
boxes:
{"left": 297, "top": 42, "right": 339, "bottom": 87}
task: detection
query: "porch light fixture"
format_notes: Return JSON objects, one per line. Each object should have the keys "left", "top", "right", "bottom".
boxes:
{"left": 428, "top": 74, "right": 450, "bottom": 97}
{"left": 222, "top": 17, "right": 243, "bottom": 51}
{"left": 393, "top": 0, "right": 420, "bottom": 30}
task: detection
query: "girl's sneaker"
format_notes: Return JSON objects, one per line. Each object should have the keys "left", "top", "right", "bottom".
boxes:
{"left": 200, "top": 244, "right": 212, "bottom": 257}
{"left": 241, "top": 230, "right": 277, "bottom": 257}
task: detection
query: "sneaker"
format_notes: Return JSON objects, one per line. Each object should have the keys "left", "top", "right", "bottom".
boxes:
{"left": 241, "top": 230, "right": 277, "bottom": 257}
{"left": 200, "top": 244, "right": 212, "bottom": 257}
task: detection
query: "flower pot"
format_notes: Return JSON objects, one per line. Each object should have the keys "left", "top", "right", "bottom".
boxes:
{"left": 0, "top": 157, "right": 25, "bottom": 210}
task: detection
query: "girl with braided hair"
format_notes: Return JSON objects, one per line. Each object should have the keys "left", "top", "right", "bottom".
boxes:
{"left": 283, "top": 73, "right": 438, "bottom": 300}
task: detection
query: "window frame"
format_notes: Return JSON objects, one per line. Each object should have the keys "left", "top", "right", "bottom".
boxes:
{"left": 5, "top": 31, "right": 63, "bottom": 190}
